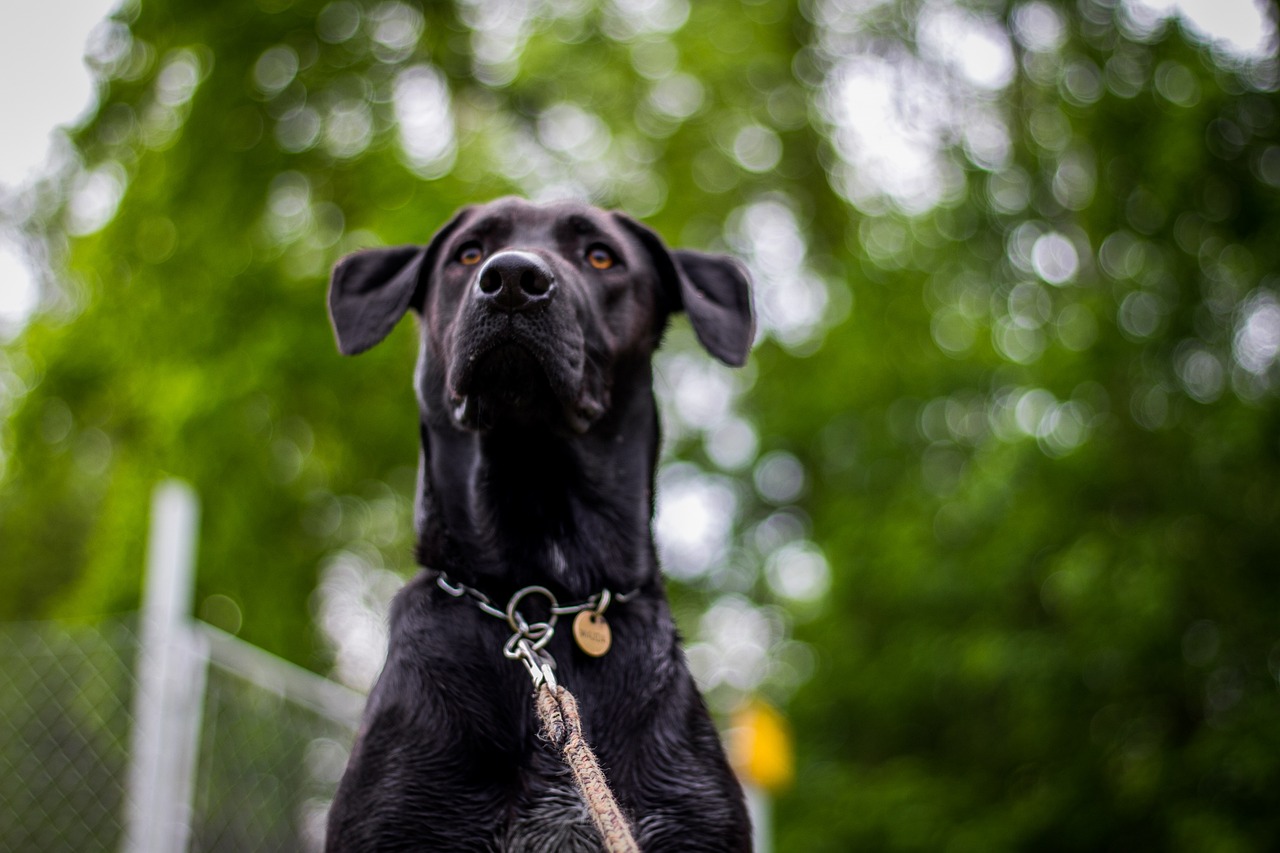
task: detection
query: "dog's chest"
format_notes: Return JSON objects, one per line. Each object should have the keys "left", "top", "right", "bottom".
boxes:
{"left": 499, "top": 778, "right": 602, "bottom": 853}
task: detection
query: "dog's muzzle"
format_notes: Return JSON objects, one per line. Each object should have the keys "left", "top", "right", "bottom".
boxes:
{"left": 447, "top": 249, "right": 595, "bottom": 432}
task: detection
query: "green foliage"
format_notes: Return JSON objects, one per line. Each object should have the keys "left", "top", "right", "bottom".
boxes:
{"left": 2, "top": 0, "right": 1279, "bottom": 848}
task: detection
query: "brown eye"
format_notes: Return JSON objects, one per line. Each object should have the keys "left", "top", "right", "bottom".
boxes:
{"left": 587, "top": 245, "right": 615, "bottom": 270}
{"left": 457, "top": 243, "right": 483, "bottom": 265}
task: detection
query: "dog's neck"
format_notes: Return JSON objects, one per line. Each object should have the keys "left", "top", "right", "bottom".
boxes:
{"left": 415, "top": 360, "right": 661, "bottom": 599}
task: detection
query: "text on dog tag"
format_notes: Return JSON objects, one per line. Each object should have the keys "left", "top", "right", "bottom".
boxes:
{"left": 573, "top": 611, "right": 612, "bottom": 657}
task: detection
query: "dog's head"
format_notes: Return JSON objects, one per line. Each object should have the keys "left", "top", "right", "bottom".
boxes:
{"left": 328, "top": 197, "right": 754, "bottom": 434}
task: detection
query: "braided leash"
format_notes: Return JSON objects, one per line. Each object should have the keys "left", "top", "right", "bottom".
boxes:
{"left": 436, "top": 574, "right": 642, "bottom": 853}
{"left": 536, "top": 684, "right": 640, "bottom": 853}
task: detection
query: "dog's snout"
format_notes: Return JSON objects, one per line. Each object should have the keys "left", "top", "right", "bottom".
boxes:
{"left": 476, "top": 251, "right": 555, "bottom": 313}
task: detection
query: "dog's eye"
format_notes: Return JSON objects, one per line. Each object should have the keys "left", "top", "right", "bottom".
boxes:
{"left": 457, "top": 243, "right": 484, "bottom": 266}
{"left": 586, "top": 245, "right": 615, "bottom": 270}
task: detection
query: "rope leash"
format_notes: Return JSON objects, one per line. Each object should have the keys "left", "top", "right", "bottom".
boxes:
{"left": 435, "top": 573, "right": 642, "bottom": 853}
{"left": 535, "top": 683, "right": 640, "bottom": 853}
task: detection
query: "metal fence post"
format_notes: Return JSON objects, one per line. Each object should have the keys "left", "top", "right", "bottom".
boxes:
{"left": 744, "top": 783, "right": 771, "bottom": 853}
{"left": 123, "top": 480, "right": 208, "bottom": 853}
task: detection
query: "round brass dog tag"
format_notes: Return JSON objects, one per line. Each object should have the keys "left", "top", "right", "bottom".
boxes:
{"left": 573, "top": 611, "right": 612, "bottom": 657}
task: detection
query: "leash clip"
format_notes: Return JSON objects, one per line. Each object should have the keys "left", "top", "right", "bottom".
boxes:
{"left": 506, "top": 636, "right": 558, "bottom": 692}
{"left": 501, "top": 585, "right": 561, "bottom": 691}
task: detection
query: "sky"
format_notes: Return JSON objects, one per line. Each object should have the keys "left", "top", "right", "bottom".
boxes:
{"left": 0, "top": 2, "right": 118, "bottom": 188}
{"left": 0, "top": 0, "right": 1274, "bottom": 334}
{"left": 0, "top": 0, "right": 117, "bottom": 334}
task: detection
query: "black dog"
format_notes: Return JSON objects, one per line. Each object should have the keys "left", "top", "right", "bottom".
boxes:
{"left": 325, "top": 198, "right": 754, "bottom": 851}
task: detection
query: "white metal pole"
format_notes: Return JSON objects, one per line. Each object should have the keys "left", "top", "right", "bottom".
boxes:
{"left": 744, "top": 782, "right": 771, "bottom": 853}
{"left": 124, "top": 480, "right": 206, "bottom": 853}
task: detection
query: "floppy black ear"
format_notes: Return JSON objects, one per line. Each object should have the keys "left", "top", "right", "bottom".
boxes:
{"left": 328, "top": 245, "right": 426, "bottom": 355}
{"left": 670, "top": 249, "right": 755, "bottom": 367}
{"left": 328, "top": 208, "right": 471, "bottom": 356}
{"left": 616, "top": 215, "right": 755, "bottom": 367}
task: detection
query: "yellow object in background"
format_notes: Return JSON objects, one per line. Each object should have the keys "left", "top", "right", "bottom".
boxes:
{"left": 729, "top": 699, "right": 794, "bottom": 794}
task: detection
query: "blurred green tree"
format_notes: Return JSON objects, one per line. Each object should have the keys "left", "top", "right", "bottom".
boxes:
{"left": 1, "top": 0, "right": 1277, "bottom": 849}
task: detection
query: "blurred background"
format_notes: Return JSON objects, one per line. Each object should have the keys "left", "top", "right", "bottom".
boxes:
{"left": 2, "top": 0, "right": 1279, "bottom": 849}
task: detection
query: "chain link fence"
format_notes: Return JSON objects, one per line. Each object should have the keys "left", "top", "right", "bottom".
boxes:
{"left": 0, "top": 617, "right": 361, "bottom": 852}
{"left": 0, "top": 619, "right": 135, "bottom": 852}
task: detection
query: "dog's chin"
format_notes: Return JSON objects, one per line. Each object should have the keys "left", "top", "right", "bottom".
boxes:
{"left": 449, "top": 343, "right": 603, "bottom": 434}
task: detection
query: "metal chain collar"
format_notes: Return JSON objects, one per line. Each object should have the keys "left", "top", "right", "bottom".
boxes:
{"left": 434, "top": 572, "right": 638, "bottom": 690}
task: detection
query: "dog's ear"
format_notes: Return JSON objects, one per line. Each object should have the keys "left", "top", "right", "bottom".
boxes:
{"left": 669, "top": 248, "right": 755, "bottom": 366}
{"left": 328, "top": 208, "right": 470, "bottom": 356}
{"left": 616, "top": 215, "right": 755, "bottom": 367}
{"left": 328, "top": 246, "right": 426, "bottom": 355}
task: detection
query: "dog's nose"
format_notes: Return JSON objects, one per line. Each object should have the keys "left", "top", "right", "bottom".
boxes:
{"left": 476, "top": 251, "right": 556, "bottom": 313}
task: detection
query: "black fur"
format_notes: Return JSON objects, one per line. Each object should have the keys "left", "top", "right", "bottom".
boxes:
{"left": 325, "top": 198, "right": 754, "bottom": 851}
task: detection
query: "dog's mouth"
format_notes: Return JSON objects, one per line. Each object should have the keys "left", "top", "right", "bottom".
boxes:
{"left": 451, "top": 342, "right": 552, "bottom": 425}
{"left": 447, "top": 321, "right": 603, "bottom": 433}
